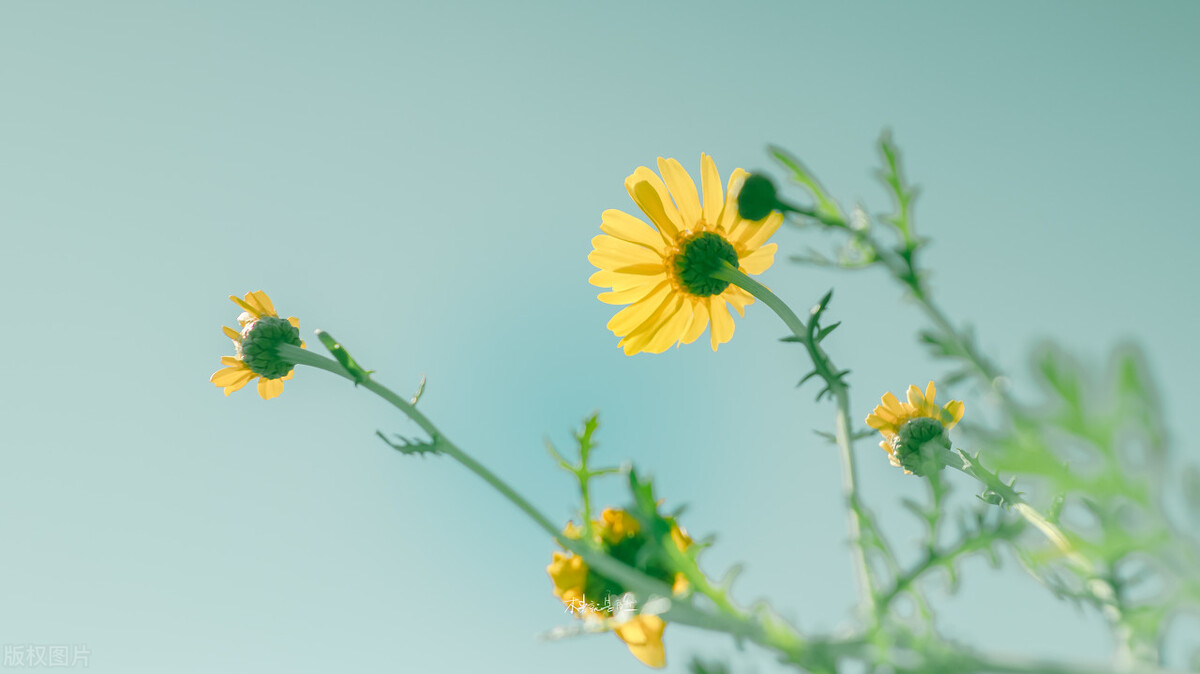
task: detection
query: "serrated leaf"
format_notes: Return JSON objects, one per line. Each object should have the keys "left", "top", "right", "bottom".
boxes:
{"left": 816, "top": 321, "right": 841, "bottom": 343}
{"left": 376, "top": 430, "right": 440, "bottom": 457}
{"left": 316, "top": 329, "right": 374, "bottom": 386}
{"left": 796, "top": 370, "right": 820, "bottom": 388}
{"left": 813, "top": 429, "right": 837, "bottom": 444}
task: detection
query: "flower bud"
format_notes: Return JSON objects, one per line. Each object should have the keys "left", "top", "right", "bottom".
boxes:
{"left": 893, "top": 417, "right": 952, "bottom": 477}
{"left": 736, "top": 174, "right": 780, "bottom": 221}
{"left": 239, "top": 316, "right": 302, "bottom": 380}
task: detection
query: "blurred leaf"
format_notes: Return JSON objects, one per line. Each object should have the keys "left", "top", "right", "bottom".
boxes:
{"left": 1184, "top": 465, "right": 1200, "bottom": 523}
{"left": 875, "top": 130, "right": 921, "bottom": 246}
{"left": 688, "top": 658, "right": 731, "bottom": 674}
{"left": 768, "top": 145, "right": 845, "bottom": 225}
{"left": 1031, "top": 342, "right": 1084, "bottom": 413}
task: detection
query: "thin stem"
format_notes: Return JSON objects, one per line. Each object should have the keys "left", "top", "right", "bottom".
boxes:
{"left": 711, "top": 263, "right": 877, "bottom": 616}
{"left": 277, "top": 343, "right": 813, "bottom": 660}
{"left": 860, "top": 230, "right": 1017, "bottom": 411}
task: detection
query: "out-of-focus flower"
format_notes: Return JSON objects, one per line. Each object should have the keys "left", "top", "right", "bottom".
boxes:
{"left": 546, "top": 508, "right": 692, "bottom": 668}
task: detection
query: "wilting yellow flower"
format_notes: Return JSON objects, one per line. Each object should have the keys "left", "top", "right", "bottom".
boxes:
{"left": 546, "top": 508, "right": 692, "bottom": 668}
{"left": 589, "top": 155, "right": 784, "bottom": 355}
{"left": 210, "top": 290, "right": 303, "bottom": 400}
{"left": 866, "top": 381, "right": 964, "bottom": 473}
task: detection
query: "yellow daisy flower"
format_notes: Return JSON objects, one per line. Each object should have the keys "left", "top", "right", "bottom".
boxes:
{"left": 589, "top": 155, "right": 784, "bottom": 355}
{"left": 865, "top": 381, "right": 964, "bottom": 473}
{"left": 547, "top": 508, "right": 692, "bottom": 668}
{"left": 210, "top": 290, "right": 304, "bottom": 400}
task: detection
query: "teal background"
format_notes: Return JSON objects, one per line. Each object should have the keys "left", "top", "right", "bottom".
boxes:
{"left": 2, "top": 1, "right": 1198, "bottom": 671}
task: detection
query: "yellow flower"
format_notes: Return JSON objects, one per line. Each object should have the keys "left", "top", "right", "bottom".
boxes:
{"left": 210, "top": 290, "right": 303, "bottom": 400}
{"left": 546, "top": 508, "right": 692, "bottom": 668}
{"left": 589, "top": 155, "right": 784, "bottom": 355}
{"left": 865, "top": 381, "right": 964, "bottom": 473}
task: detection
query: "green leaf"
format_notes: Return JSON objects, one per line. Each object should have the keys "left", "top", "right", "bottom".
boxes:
{"left": 1184, "top": 466, "right": 1200, "bottom": 522}
{"left": 408, "top": 374, "right": 427, "bottom": 405}
{"left": 315, "top": 329, "right": 374, "bottom": 386}
{"left": 875, "top": 129, "right": 920, "bottom": 246}
{"left": 375, "top": 430, "right": 440, "bottom": 456}
{"left": 1031, "top": 342, "right": 1085, "bottom": 415}
{"left": 767, "top": 144, "right": 845, "bottom": 224}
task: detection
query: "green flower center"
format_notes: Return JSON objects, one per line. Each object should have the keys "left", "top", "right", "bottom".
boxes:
{"left": 240, "top": 316, "right": 302, "bottom": 380}
{"left": 673, "top": 231, "right": 739, "bottom": 297}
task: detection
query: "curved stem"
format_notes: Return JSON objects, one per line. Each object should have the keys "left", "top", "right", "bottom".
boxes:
{"left": 710, "top": 263, "right": 877, "bottom": 616}
{"left": 277, "top": 343, "right": 813, "bottom": 660}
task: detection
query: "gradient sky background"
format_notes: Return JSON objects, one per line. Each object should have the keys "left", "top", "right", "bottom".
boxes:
{"left": 2, "top": 2, "right": 1199, "bottom": 672}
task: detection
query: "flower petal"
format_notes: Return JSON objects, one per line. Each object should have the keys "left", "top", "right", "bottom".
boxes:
{"left": 598, "top": 279, "right": 669, "bottom": 306}
{"left": 641, "top": 299, "right": 693, "bottom": 353}
{"left": 700, "top": 154, "right": 723, "bottom": 226}
{"left": 613, "top": 615, "right": 666, "bottom": 668}
{"left": 590, "top": 235, "right": 666, "bottom": 267}
{"left": 723, "top": 285, "right": 754, "bottom": 317}
{"left": 881, "top": 392, "right": 905, "bottom": 415}
{"left": 620, "top": 295, "right": 685, "bottom": 355}
{"left": 866, "top": 413, "right": 896, "bottom": 431}
{"left": 257, "top": 377, "right": 284, "bottom": 400}
{"left": 943, "top": 400, "right": 965, "bottom": 429}
{"left": 678, "top": 299, "right": 709, "bottom": 345}
{"left": 738, "top": 243, "right": 776, "bottom": 276}
{"left": 906, "top": 384, "right": 925, "bottom": 409}
{"left": 211, "top": 364, "right": 252, "bottom": 387}
{"left": 589, "top": 269, "right": 669, "bottom": 291}
{"left": 546, "top": 551, "right": 588, "bottom": 602}
{"left": 625, "top": 167, "right": 683, "bottom": 240}
{"left": 708, "top": 297, "right": 735, "bottom": 351}
{"left": 716, "top": 168, "right": 749, "bottom": 232}
{"left": 607, "top": 284, "right": 673, "bottom": 337}
{"left": 656, "top": 157, "right": 701, "bottom": 228}
{"left": 736, "top": 211, "right": 784, "bottom": 250}
{"left": 223, "top": 325, "right": 240, "bottom": 341}
{"left": 246, "top": 290, "right": 277, "bottom": 318}
{"left": 601, "top": 209, "right": 668, "bottom": 253}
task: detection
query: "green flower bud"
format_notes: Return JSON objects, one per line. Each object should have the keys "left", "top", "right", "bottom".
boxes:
{"left": 239, "top": 316, "right": 302, "bottom": 380}
{"left": 737, "top": 174, "right": 780, "bottom": 221}
{"left": 893, "top": 417, "right": 952, "bottom": 477}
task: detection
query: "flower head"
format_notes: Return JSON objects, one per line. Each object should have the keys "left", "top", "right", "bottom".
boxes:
{"left": 210, "top": 290, "right": 304, "bottom": 400}
{"left": 547, "top": 508, "right": 692, "bottom": 668}
{"left": 589, "top": 155, "right": 784, "bottom": 355}
{"left": 866, "top": 381, "right": 964, "bottom": 474}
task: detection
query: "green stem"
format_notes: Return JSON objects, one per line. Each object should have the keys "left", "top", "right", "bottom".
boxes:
{"left": 277, "top": 343, "right": 813, "bottom": 660}
{"left": 859, "top": 231, "right": 1017, "bottom": 411}
{"left": 950, "top": 451, "right": 1079, "bottom": 568}
{"left": 711, "top": 263, "right": 877, "bottom": 616}
{"left": 947, "top": 449, "right": 1135, "bottom": 638}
